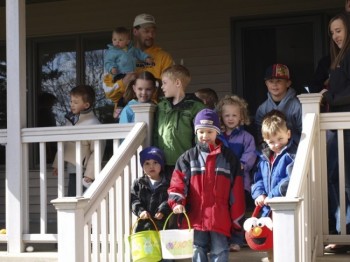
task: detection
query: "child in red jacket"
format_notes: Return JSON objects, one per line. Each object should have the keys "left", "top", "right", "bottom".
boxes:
{"left": 168, "top": 109, "right": 245, "bottom": 261}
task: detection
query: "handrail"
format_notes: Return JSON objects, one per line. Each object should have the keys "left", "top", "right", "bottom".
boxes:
{"left": 287, "top": 113, "right": 317, "bottom": 198}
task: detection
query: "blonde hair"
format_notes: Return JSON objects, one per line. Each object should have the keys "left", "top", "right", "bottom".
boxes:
{"left": 161, "top": 64, "right": 191, "bottom": 88}
{"left": 261, "top": 110, "right": 289, "bottom": 139}
{"left": 216, "top": 95, "right": 251, "bottom": 128}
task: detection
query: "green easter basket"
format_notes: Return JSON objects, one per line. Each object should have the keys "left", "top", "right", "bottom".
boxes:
{"left": 159, "top": 212, "right": 194, "bottom": 259}
{"left": 128, "top": 217, "right": 162, "bottom": 262}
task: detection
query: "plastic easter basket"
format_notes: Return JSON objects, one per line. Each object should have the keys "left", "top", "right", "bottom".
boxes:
{"left": 128, "top": 217, "right": 162, "bottom": 262}
{"left": 159, "top": 212, "right": 194, "bottom": 259}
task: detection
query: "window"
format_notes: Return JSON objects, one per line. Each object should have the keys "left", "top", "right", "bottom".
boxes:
{"left": 29, "top": 33, "right": 114, "bottom": 164}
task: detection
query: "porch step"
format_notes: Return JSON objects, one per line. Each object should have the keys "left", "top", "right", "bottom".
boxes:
{"left": 0, "top": 251, "right": 57, "bottom": 262}
{"left": 316, "top": 253, "right": 350, "bottom": 261}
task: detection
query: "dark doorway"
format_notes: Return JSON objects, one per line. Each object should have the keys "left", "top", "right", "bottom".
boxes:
{"left": 232, "top": 14, "right": 326, "bottom": 118}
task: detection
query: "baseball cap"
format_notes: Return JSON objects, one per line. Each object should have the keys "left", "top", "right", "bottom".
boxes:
{"left": 194, "top": 109, "right": 221, "bottom": 134}
{"left": 133, "top": 13, "right": 156, "bottom": 27}
{"left": 264, "top": 64, "right": 290, "bottom": 80}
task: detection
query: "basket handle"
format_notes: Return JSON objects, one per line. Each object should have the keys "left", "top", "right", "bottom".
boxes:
{"left": 131, "top": 216, "right": 159, "bottom": 234}
{"left": 163, "top": 212, "right": 191, "bottom": 231}
{"left": 252, "top": 205, "right": 262, "bottom": 218}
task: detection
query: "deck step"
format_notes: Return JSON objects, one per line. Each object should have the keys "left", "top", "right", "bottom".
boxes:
{"left": 316, "top": 254, "right": 350, "bottom": 261}
{"left": 0, "top": 252, "right": 57, "bottom": 262}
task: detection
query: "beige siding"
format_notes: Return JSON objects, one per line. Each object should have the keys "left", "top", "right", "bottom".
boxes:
{"left": 0, "top": 0, "right": 342, "bottom": 97}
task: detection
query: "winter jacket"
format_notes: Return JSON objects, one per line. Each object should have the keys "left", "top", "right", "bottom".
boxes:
{"left": 251, "top": 140, "right": 297, "bottom": 216}
{"left": 52, "top": 108, "right": 105, "bottom": 180}
{"left": 168, "top": 140, "right": 245, "bottom": 237}
{"left": 255, "top": 87, "right": 302, "bottom": 144}
{"left": 104, "top": 43, "right": 150, "bottom": 74}
{"left": 218, "top": 126, "right": 257, "bottom": 192}
{"left": 153, "top": 94, "right": 205, "bottom": 166}
{"left": 130, "top": 175, "right": 171, "bottom": 232}
{"left": 324, "top": 51, "right": 350, "bottom": 112}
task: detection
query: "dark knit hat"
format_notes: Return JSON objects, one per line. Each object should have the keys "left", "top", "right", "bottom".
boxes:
{"left": 194, "top": 109, "right": 221, "bottom": 134}
{"left": 139, "top": 146, "right": 165, "bottom": 169}
{"left": 264, "top": 64, "right": 290, "bottom": 80}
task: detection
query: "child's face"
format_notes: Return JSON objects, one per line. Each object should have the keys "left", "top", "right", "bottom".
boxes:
{"left": 221, "top": 104, "right": 242, "bottom": 132}
{"left": 142, "top": 159, "right": 161, "bottom": 180}
{"left": 264, "top": 129, "right": 291, "bottom": 154}
{"left": 196, "top": 128, "right": 217, "bottom": 146}
{"left": 70, "top": 94, "right": 90, "bottom": 115}
{"left": 112, "top": 32, "right": 130, "bottom": 49}
{"left": 161, "top": 76, "right": 178, "bottom": 98}
{"left": 265, "top": 78, "right": 291, "bottom": 102}
{"left": 132, "top": 79, "right": 154, "bottom": 103}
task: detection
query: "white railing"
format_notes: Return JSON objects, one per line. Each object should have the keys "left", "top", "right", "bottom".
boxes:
{"left": 1, "top": 103, "right": 155, "bottom": 257}
{"left": 52, "top": 122, "right": 147, "bottom": 261}
{"left": 269, "top": 94, "right": 350, "bottom": 262}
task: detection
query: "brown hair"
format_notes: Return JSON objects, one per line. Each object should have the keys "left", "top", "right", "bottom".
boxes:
{"left": 123, "top": 71, "right": 161, "bottom": 104}
{"left": 329, "top": 12, "right": 350, "bottom": 70}
{"left": 70, "top": 85, "right": 95, "bottom": 107}
{"left": 195, "top": 88, "right": 219, "bottom": 109}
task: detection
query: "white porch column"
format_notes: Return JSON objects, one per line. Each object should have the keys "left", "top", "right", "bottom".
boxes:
{"left": 5, "top": 0, "right": 26, "bottom": 252}
{"left": 130, "top": 103, "right": 156, "bottom": 147}
{"left": 51, "top": 197, "right": 89, "bottom": 262}
{"left": 297, "top": 93, "right": 322, "bottom": 120}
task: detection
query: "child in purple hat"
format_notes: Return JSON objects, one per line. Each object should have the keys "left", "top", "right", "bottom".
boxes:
{"left": 130, "top": 146, "right": 172, "bottom": 235}
{"left": 168, "top": 109, "right": 245, "bottom": 261}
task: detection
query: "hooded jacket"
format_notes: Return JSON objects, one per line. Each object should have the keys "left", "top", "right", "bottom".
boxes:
{"left": 168, "top": 140, "right": 245, "bottom": 237}
{"left": 251, "top": 139, "right": 297, "bottom": 216}
{"left": 255, "top": 87, "right": 302, "bottom": 144}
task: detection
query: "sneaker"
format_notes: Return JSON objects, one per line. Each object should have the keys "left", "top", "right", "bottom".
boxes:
{"left": 82, "top": 177, "right": 93, "bottom": 188}
{"left": 324, "top": 244, "right": 350, "bottom": 253}
{"left": 229, "top": 243, "right": 241, "bottom": 252}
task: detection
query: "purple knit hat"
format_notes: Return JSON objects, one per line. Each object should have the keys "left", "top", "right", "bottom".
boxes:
{"left": 139, "top": 146, "right": 165, "bottom": 169}
{"left": 194, "top": 109, "right": 221, "bottom": 134}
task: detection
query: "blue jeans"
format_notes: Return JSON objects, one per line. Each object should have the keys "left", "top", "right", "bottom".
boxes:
{"left": 327, "top": 130, "right": 350, "bottom": 233}
{"left": 193, "top": 230, "right": 229, "bottom": 262}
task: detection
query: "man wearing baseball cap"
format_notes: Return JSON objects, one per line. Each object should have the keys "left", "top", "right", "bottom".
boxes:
{"left": 132, "top": 13, "right": 173, "bottom": 79}
{"left": 104, "top": 13, "right": 173, "bottom": 116}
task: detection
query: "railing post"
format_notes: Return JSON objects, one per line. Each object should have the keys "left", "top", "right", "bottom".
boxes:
{"left": 269, "top": 198, "right": 300, "bottom": 262}
{"left": 130, "top": 103, "right": 156, "bottom": 147}
{"left": 297, "top": 93, "right": 321, "bottom": 120}
{"left": 298, "top": 93, "right": 323, "bottom": 257}
{"left": 51, "top": 197, "right": 89, "bottom": 262}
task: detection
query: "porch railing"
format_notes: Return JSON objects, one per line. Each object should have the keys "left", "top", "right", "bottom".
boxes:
{"left": 270, "top": 94, "right": 350, "bottom": 262}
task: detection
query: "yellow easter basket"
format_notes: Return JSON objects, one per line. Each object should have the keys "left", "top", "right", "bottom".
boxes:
{"left": 159, "top": 212, "right": 194, "bottom": 259}
{"left": 128, "top": 217, "right": 162, "bottom": 262}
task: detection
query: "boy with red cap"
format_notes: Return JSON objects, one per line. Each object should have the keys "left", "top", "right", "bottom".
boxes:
{"left": 255, "top": 64, "right": 302, "bottom": 146}
{"left": 167, "top": 109, "right": 245, "bottom": 262}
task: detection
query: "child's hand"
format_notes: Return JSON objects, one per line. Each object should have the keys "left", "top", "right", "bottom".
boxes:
{"left": 154, "top": 212, "right": 164, "bottom": 220}
{"left": 111, "top": 68, "right": 118, "bottom": 75}
{"left": 139, "top": 211, "right": 150, "bottom": 219}
{"left": 145, "top": 57, "right": 154, "bottom": 64}
{"left": 52, "top": 168, "right": 58, "bottom": 177}
{"left": 173, "top": 204, "right": 186, "bottom": 214}
{"left": 240, "top": 163, "right": 244, "bottom": 170}
{"left": 263, "top": 196, "right": 270, "bottom": 206}
{"left": 255, "top": 194, "right": 266, "bottom": 207}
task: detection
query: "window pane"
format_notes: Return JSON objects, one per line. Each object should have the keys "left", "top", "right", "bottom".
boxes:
{"left": 37, "top": 40, "right": 77, "bottom": 127}
{"left": 83, "top": 35, "right": 114, "bottom": 124}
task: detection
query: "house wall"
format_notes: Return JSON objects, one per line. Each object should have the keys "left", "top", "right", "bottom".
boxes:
{"left": 0, "top": 0, "right": 343, "bottom": 97}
